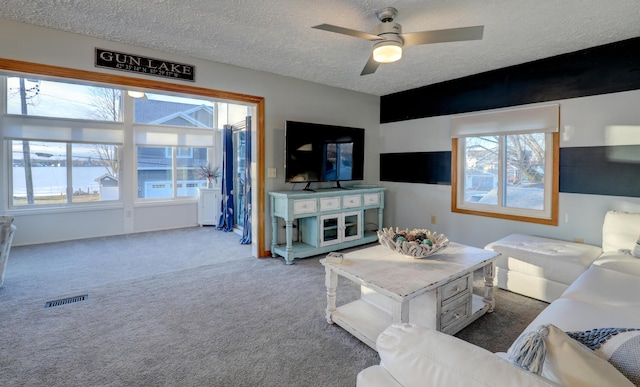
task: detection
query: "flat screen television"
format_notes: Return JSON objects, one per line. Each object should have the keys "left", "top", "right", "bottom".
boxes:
{"left": 285, "top": 121, "right": 365, "bottom": 187}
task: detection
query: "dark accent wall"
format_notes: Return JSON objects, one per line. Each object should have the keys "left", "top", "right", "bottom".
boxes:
{"left": 560, "top": 146, "right": 640, "bottom": 197}
{"left": 380, "top": 152, "right": 451, "bottom": 184}
{"left": 381, "top": 148, "right": 640, "bottom": 199}
{"left": 380, "top": 37, "right": 640, "bottom": 124}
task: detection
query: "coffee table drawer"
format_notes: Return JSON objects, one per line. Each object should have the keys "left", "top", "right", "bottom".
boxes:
{"left": 441, "top": 274, "right": 470, "bottom": 303}
{"left": 440, "top": 294, "right": 471, "bottom": 329}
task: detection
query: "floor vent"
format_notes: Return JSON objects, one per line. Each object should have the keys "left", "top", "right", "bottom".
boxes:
{"left": 45, "top": 294, "right": 88, "bottom": 308}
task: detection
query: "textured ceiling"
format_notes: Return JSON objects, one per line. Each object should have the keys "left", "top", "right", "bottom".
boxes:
{"left": 1, "top": 0, "right": 639, "bottom": 96}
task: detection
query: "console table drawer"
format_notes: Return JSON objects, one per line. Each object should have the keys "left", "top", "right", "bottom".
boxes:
{"left": 343, "top": 194, "right": 362, "bottom": 208}
{"left": 440, "top": 294, "right": 471, "bottom": 329}
{"left": 293, "top": 199, "right": 317, "bottom": 214}
{"left": 320, "top": 197, "right": 340, "bottom": 211}
{"left": 363, "top": 193, "right": 380, "bottom": 206}
{"left": 441, "top": 275, "right": 470, "bottom": 304}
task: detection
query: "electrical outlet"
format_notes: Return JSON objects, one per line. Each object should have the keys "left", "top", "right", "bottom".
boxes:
{"left": 573, "top": 237, "right": 584, "bottom": 244}
{"left": 431, "top": 215, "right": 437, "bottom": 225}
{"left": 267, "top": 167, "right": 277, "bottom": 178}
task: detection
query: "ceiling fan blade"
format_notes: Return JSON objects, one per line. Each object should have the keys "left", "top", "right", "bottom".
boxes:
{"left": 312, "top": 24, "right": 381, "bottom": 41}
{"left": 402, "top": 25, "right": 484, "bottom": 47}
{"left": 360, "top": 55, "right": 379, "bottom": 76}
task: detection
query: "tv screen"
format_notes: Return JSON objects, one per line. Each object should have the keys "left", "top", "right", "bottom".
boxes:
{"left": 285, "top": 121, "right": 365, "bottom": 183}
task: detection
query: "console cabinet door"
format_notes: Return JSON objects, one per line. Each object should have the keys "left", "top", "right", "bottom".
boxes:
{"left": 320, "top": 214, "right": 341, "bottom": 247}
{"left": 341, "top": 211, "right": 362, "bottom": 243}
{"left": 319, "top": 211, "right": 362, "bottom": 247}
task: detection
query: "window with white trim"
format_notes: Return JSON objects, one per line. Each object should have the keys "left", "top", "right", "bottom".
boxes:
{"left": 4, "top": 76, "right": 125, "bottom": 207}
{"left": 2, "top": 74, "right": 220, "bottom": 207}
{"left": 451, "top": 104, "right": 559, "bottom": 225}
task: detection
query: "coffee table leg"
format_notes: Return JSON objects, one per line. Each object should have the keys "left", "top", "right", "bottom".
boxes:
{"left": 325, "top": 268, "right": 338, "bottom": 324}
{"left": 483, "top": 261, "right": 496, "bottom": 312}
{"left": 392, "top": 299, "right": 410, "bottom": 323}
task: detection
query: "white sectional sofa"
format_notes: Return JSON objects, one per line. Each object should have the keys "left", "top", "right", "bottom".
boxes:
{"left": 357, "top": 211, "right": 640, "bottom": 386}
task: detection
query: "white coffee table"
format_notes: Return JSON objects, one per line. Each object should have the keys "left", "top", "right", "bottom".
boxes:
{"left": 320, "top": 243, "right": 499, "bottom": 349}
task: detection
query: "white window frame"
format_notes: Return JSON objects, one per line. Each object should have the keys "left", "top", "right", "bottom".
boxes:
{"left": 451, "top": 104, "right": 560, "bottom": 225}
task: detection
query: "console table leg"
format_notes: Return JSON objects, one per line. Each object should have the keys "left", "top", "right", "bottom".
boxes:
{"left": 284, "top": 220, "right": 294, "bottom": 264}
{"left": 271, "top": 215, "right": 278, "bottom": 258}
{"left": 325, "top": 269, "right": 338, "bottom": 324}
{"left": 483, "top": 261, "right": 496, "bottom": 312}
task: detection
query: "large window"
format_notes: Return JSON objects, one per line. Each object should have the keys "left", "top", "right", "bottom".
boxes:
{"left": 451, "top": 105, "right": 559, "bottom": 225}
{"left": 3, "top": 74, "right": 222, "bottom": 208}
{"left": 132, "top": 92, "right": 216, "bottom": 201}
{"left": 4, "top": 76, "right": 125, "bottom": 208}
{"left": 0, "top": 59, "right": 265, "bottom": 255}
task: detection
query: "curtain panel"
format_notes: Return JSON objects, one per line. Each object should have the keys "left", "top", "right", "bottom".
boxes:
{"left": 217, "top": 125, "right": 235, "bottom": 232}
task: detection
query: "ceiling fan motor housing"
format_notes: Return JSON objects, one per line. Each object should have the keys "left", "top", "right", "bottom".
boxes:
{"left": 374, "top": 22, "right": 403, "bottom": 44}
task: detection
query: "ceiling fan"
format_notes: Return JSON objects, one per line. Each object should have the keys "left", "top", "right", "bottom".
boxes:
{"left": 312, "top": 7, "right": 484, "bottom": 76}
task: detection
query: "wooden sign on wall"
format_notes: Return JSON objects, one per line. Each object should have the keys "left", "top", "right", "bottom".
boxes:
{"left": 95, "top": 48, "right": 195, "bottom": 82}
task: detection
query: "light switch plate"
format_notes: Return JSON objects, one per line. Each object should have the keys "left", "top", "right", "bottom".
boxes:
{"left": 267, "top": 167, "right": 277, "bottom": 178}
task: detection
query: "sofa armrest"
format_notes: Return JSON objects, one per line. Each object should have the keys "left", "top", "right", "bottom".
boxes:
{"left": 356, "top": 365, "right": 403, "bottom": 387}
{"left": 370, "top": 323, "right": 561, "bottom": 387}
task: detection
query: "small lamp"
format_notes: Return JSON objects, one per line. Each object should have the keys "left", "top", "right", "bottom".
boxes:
{"left": 373, "top": 40, "right": 402, "bottom": 63}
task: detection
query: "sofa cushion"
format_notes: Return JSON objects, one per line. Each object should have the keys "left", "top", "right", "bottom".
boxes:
{"left": 486, "top": 234, "right": 602, "bottom": 285}
{"left": 514, "top": 299, "right": 640, "bottom": 345}
{"left": 561, "top": 264, "right": 640, "bottom": 307}
{"left": 602, "top": 211, "right": 640, "bottom": 253}
{"left": 374, "top": 323, "right": 560, "bottom": 387}
{"left": 593, "top": 252, "right": 640, "bottom": 276}
{"left": 508, "top": 324, "right": 634, "bottom": 387}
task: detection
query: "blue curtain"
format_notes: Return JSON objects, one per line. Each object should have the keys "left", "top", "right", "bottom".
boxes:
{"left": 217, "top": 125, "right": 234, "bottom": 232}
{"left": 239, "top": 117, "right": 252, "bottom": 244}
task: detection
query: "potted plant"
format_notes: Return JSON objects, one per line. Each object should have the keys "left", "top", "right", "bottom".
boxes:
{"left": 199, "top": 165, "right": 221, "bottom": 188}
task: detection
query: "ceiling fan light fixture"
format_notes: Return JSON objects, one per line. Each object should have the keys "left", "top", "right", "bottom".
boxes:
{"left": 127, "top": 90, "right": 145, "bottom": 98}
{"left": 373, "top": 41, "right": 402, "bottom": 63}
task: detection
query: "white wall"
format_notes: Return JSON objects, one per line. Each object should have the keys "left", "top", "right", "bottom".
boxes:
{"left": 379, "top": 90, "right": 640, "bottom": 248}
{"left": 0, "top": 20, "right": 380, "bottom": 250}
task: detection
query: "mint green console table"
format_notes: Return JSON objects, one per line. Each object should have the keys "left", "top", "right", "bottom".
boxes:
{"left": 269, "top": 187, "right": 385, "bottom": 264}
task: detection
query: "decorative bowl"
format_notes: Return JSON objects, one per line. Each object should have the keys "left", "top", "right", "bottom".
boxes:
{"left": 377, "top": 227, "right": 449, "bottom": 258}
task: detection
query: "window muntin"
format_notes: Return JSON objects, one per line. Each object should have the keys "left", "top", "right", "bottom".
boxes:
{"left": 452, "top": 105, "right": 559, "bottom": 225}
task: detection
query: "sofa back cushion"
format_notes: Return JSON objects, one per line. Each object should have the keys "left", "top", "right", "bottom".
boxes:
{"left": 602, "top": 211, "right": 640, "bottom": 253}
